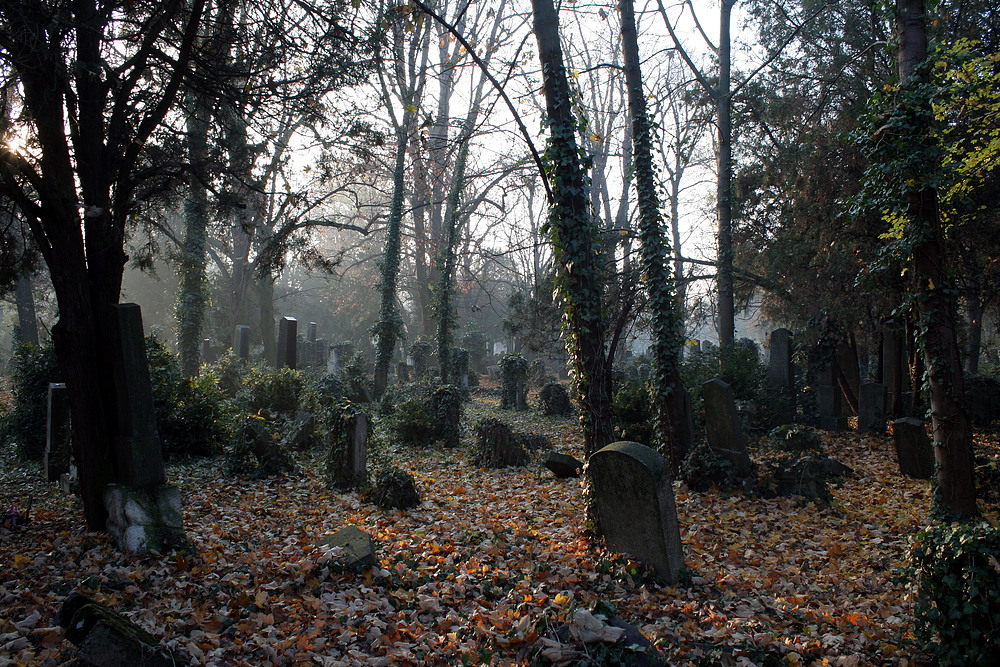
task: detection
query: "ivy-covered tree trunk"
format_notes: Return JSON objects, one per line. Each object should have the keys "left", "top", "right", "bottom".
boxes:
{"left": 531, "top": 0, "right": 614, "bottom": 456}
{"left": 373, "top": 110, "right": 415, "bottom": 397}
{"left": 620, "top": 0, "right": 689, "bottom": 470}
{"left": 897, "top": 0, "right": 976, "bottom": 518}
{"left": 177, "top": 90, "right": 211, "bottom": 377}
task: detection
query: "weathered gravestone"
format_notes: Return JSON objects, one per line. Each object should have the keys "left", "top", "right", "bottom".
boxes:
{"left": 315, "top": 339, "right": 329, "bottom": 370}
{"left": 544, "top": 451, "right": 584, "bottom": 478}
{"left": 857, "top": 383, "right": 887, "bottom": 433}
{"left": 201, "top": 338, "right": 216, "bottom": 364}
{"left": 587, "top": 441, "right": 684, "bottom": 583}
{"left": 701, "top": 378, "right": 753, "bottom": 475}
{"left": 892, "top": 418, "right": 935, "bottom": 479}
{"left": 104, "top": 304, "right": 186, "bottom": 554}
{"left": 57, "top": 592, "right": 178, "bottom": 667}
{"left": 277, "top": 316, "right": 297, "bottom": 369}
{"left": 308, "top": 321, "right": 318, "bottom": 343}
{"left": 766, "top": 328, "right": 795, "bottom": 423}
{"left": 44, "top": 382, "right": 71, "bottom": 483}
{"left": 397, "top": 361, "right": 410, "bottom": 383}
{"left": 234, "top": 324, "right": 251, "bottom": 360}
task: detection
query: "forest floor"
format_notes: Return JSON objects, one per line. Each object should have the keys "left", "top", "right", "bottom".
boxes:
{"left": 2, "top": 386, "right": 997, "bottom": 666}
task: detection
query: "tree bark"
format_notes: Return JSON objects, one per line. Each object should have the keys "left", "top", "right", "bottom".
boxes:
{"left": 897, "top": 0, "right": 976, "bottom": 519}
{"left": 531, "top": 0, "right": 614, "bottom": 455}
{"left": 717, "top": 0, "right": 736, "bottom": 355}
{"left": 14, "top": 274, "right": 38, "bottom": 346}
{"left": 620, "top": 0, "right": 689, "bottom": 470}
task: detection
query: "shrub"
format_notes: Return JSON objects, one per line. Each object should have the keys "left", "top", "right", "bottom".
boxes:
{"left": 765, "top": 424, "right": 824, "bottom": 453}
{"left": 613, "top": 380, "right": 654, "bottom": 446}
{"left": 206, "top": 349, "right": 249, "bottom": 398}
{"left": 242, "top": 365, "right": 304, "bottom": 418}
{"left": 384, "top": 384, "right": 437, "bottom": 447}
{"left": 499, "top": 353, "right": 529, "bottom": 410}
{"left": 680, "top": 342, "right": 778, "bottom": 435}
{"left": 409, "top": 338, "right": 434, "bottom": 378}
{"left": 474, "top": 416, "right": 529, "bottom": 468}
{"left": 343, "top": 353, "right": 373, "bottom": 402}
{"left": 369, "top": 467, "right": 421, "bottom": 509}
{"left": 147, "top": 336, "right": 236, "bottom": 459}
{"left": 2, "top": 341, "right": 61, "bottom": 460}
{"left": 908, "top": 522, "right": 1000, "bottom": 665}
{"left": 679, "top": 441, "right": 740, "bottom": 492}
{"left": 538, "top": 381, "right": 573, "bottom": 417}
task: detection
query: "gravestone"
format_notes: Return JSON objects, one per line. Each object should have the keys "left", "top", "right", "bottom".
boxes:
{"left": 44, "top": 382, "right": 71, "bottom": 483}
{"left": 201, "top": 338, "right": 216, "bottom": 364}
{"left": 836, "top": 342, "right": 861, "bottom": 415}
{"left": 302, "top": 340, "right": 315, "bottom": 369}
{"left": 317, "top": 526, "right": 376, "bottom": 569}
{"left": 857, "top": 383, "right": 887, "bottom": 433}
{"left": 544, "top": 451, "right": 583, "bottom": 478}
{"left": 701, "top": 378, "right": 753, "bottom": 475}
{"left": 234, "top": 325, "right": 251, "bottom": 360}
{"left": 308, "top": 321, "right": 318, "bottom": 343}
{"left": 277, "top": 316, "right": 297, "bottom": 369}
{"left": 57, "top": 593, "right": 178, "bottom": 667}
{"left": 766, "top": 329, "right": 795, "bottom": 422}
{"left": 587, "top": 441, "right": 684, "bottom": 583}
{"left": 892, "top": 418, "right": 935, "bottom": 479}
{"left": 104, "top": 304, "right": 186, "bottom": 554}
{"left": 397, "top": 361, "right": 410, "bottom": 383}
{"left": 347, "top": 412, "right": 368, "bottom": 485}
{"left": 315, "top": 339, "right": 329, "bottom": 370}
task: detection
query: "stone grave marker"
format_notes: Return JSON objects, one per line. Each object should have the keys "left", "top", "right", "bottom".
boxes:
{"left": 315, "top": 339, "right": 329, "bottom": 369}
{"left": 317, "top": 526, "right": 376, "bottom": 569}
{"left": 277, "top": 316, "right": 297, "bottom": 369}
{"left": 104, "top": 303, "right": 186, "bottom": 554}
{"left": 766, "top": 328, "right": 795, "bottom": 423}
{"left": 349, "top": 412, "right": 368, "bottom": 483}
{"left": 701, "top": 378, "right": 753, "bottom": 475}
{"left": 57, "top": 593, "right": 178, "bottom": 667}
{"left": 44, "top": 382, "right": 71, "bottom": 483}
{"left": 234, "top": 325, "right": 251, "bottom": 360}
{"left": 587, "top": 441, "right": 684, "bottom": 582}
{"left": 308, "top": 321, "right": 318, "bottom": 342}
{"left": 892, "top": 418, "right": 935, "bottom": 479}
{"left": 544, "top": 451, "right": 583, "bottom": 478}
{"left": 857, "top": 383, "right": 887, "bottom": 433}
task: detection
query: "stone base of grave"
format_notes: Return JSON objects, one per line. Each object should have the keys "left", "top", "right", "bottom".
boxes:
{"left": 819, "top": 416, "right": 850, "bottom": 432}
{"left": 105, "top": 484, "right": 187, "bottom": 554}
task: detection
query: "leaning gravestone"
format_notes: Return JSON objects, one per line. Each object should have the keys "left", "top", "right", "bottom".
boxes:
{"left": 857, "top": 383, "right": 887, "bottom": 433}
{"left": 234, "top": 324, "right": 251, "bottom": 360}
{"left": 544, "top": 451, "right": 583, "bottom": 478}
{"left": 892, "top": 418, "right": 935, "bottom": 479}
{"left": 104, "top": 304, "right": 186, "bottom": 554}
{"left": 44, "top": 382, "right": 71, "bottom": 483}
{"left": 277, "top": 316, "right": 297, "bottom": 369}
{"left": 588, "top": 441, "right": 684, "bottom": 583}
{"left": 701, "top": 378, "right": 753, "bottom": 475}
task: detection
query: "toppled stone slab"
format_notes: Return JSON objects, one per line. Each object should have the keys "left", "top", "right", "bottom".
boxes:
{"left": 317, "top": 526, "right": 376, "bottom": 569}
{"left": 56, "top": 592, "right": 178, "bottom": 667}
{"left": 544, "top": 452, "right": 584, "bottom": 478}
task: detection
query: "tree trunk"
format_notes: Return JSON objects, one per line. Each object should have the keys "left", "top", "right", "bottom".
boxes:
{"left": 717, "top": 0, "right": 736, "bottom": 355}
{"left": 620, "top": 0, "right": 689, "bottom": 470}
{"left": 178, "top": 91, "right": 211, "bottom": 377}
{"left": 14, "top": 274, "right": 38, "bottom": 346}
{"left": 897, "top": 0, "right": 976, "bottom": 519}
{"left": 531, "top": 0, "right": 614, "bottom": 455}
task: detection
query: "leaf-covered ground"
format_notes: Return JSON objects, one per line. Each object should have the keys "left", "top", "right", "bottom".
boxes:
{"left": 2, "top": 390, "right": 994, "bottom": 666}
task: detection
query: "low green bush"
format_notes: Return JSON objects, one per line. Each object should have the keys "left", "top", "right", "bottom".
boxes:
{"left": 908, "top": 522, "right": 1000, "bottom": 665}
{"left": 538, "top": 381, "right": 573, "bottom": 417}
{"left": 613, "top": 380, "right": 654, "bottom": 446}
{"left": 241, "top": 365, "right": 304, "bottom": 418}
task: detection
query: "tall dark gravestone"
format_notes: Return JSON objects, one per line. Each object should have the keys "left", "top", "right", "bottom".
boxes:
{"left": 766, "top": 328, "right": 795, "bottom": 423}
{"left": 277, "top": 316, "right": 298, "bottom": 369}
{"left": 234, "top": 325, "right": 251, "bottom": 360}
{"left": 104, "top": 304, "right": 186, "bottom": 554}
{"left": 44, "top": 382, "right": 71, "bottom": 483}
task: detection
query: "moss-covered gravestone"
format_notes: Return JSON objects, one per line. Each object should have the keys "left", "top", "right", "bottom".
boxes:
{"left": 587, "top": 441, "right": 684, "bottom": 583}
